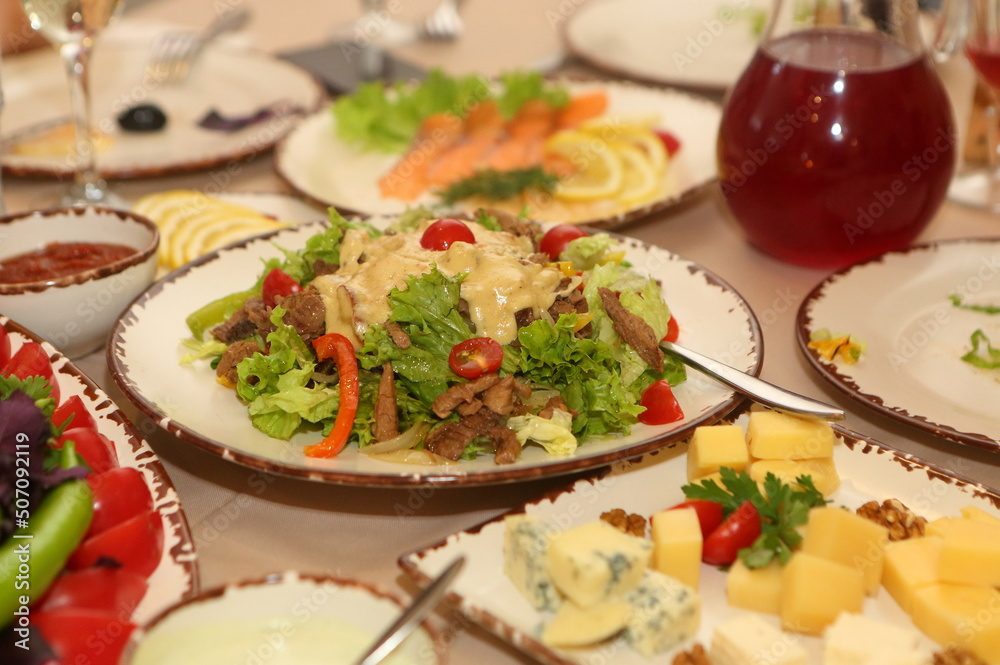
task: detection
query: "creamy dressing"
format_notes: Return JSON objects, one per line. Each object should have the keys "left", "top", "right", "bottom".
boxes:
{"left": 130, "top": 616, "right": 420, "bottom": 665}
{"left": 311, "top": 220, "right": 573, "bottom": 346}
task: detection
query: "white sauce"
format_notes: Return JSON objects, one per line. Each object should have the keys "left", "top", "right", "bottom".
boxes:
{"left": 311, "top": 220, "right": 573, "bottom": 347}
{"left": 130, "top": 616, "right": 420, "bottom": 665}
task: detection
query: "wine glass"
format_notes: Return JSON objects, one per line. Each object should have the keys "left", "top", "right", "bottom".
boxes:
{"left": 716, "top": 0, "right": 957, "bottom": 269}
{"left": 947, "top": 0, "right": 1000, "bottom": 211}
{"left": 19, "top": 0, "right": 124, "bottom": 206}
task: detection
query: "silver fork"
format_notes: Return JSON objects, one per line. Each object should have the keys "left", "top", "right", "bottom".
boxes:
{"left": 421, "top": 0, "right": 464, "bottom": 41}
{"left": 146, "top": 8, "right": 251, "bottom": 84}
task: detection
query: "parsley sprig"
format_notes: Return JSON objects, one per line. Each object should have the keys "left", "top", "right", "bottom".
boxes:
{"left": 682, "top": 467, "right": 828, "bottom": 568}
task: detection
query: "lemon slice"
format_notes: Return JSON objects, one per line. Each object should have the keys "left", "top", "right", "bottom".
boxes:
{"left": 545, "top": 130, "right": 623, "bottom": 201}
{"left": 202, "top": 219, "right": 286, "bottom": 254}
{"left": 616, "top": 127, "right": 668, "bottom": 175}
{"left": 610, "top": 141, "right": 660, "bottom": 206}
{"left": 168, "top": 205, "right": 277, "bottom": 269}
{"left": 578, "top": 113, "right": 662, "bottom": 133}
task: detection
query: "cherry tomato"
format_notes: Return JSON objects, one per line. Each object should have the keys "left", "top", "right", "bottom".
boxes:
{"left": 539, "top": 224, "right": 588, "bottom": 261}
{"left": 68, "top": 510, "right": 164, "bottom": 578}
{"left": 4, "top": 341, "right": 59, "bottom": 404}
{"left": 668, "top": 499, "right": 724, "bottom": 539}
{"left": 36, "top": 567, "right": 148, "bottom": 614}
{"left": 655, "top": 130, "right": 682, "bottom": 157}
{"left": 33, "top": 609, "right": 136, "bottom": 665}
{"left": 52, "top": 394, "right": 98, "bottom": 432}
{"left": 0, "top": 322, "right": 10, "bottom": 369}
{"left": 420, "top": 218, "right": 476, "bottom": 251}
{"left": 702, "top": 500, "right": 762, "bottom": 566}
{"left": 54, "top": 427, "right": 118, "bottom": 473}
{"left": 638, "top": 379, "right": 685, "bottom": 425}
{"left": 448, "top": 337, "right": 504, "bottom": 379}
{"left": 663, "top": 315, "right": 680, "bottom": 343}
{"left": 261, "top": 267, "right": 303, "bottom": 309}
{"left": 85, "top": 468, "right": 153, "bottom": 538}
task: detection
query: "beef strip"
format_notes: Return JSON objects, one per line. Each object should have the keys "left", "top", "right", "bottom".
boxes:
{"left": 597, "top": 287, "right": 664, "bottom": 373}
{"left": 487, "top": 425, "right": 522, "bottom": 465}
{"left": 483, "top": 208, "right": 541, "bottom": 239}
{"left": 373, "top": 363, "right": 399, "bottom": 442}
{"left": 539, "top": 394, "right": 576, "bottom": 419}
{"left": 431, "top": 374, "right": 501, "bottom": 418}
{"left": 481, "top": 375, "right": 528, "bottom": 416}
{"left": 215, "top": 339, "right": 261, "bottom": 386}
{"left": 211, "top": 296, "right": 269, "bottom": 343}
{"left": 424, "top": 409, "right": 503, "bottom": 460}
{"left": 276, "top": 289, "right": 326, "bottom": 344}
{"left": 312, "top": 258, "right": 339, "bottom": 276}
{"left": 384, "top": 320, "right": 411, "bottom": 349}
{"left": 515, "top": 307, "right": 538, "bottom": 329}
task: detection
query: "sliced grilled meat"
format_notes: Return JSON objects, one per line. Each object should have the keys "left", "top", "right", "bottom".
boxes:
{"left": 487, "top": 425, "right": 522, "bottom": 465}
{"left": 431, "top": 374, "right": 502, "bottom": 418}
{"left": 597, "top": 287, "right": 664, "bottom": 373}
{"left": 484, "top": 208, "right": 541, "bottom": 239}
{"left": 211, "top": 296, "right": 269, "bottom": 343}
{"left": 384, "top": 320, "right": 411, "bottom": 349}
{"left": 373, "top": 363, "right": 399, "bottom": 442}
{"left": 425, "top": 409, "right": 503, "bottom": 460}
{"left": 276, "top": 289, "right": 326, "bottom": 344}
{"left": 215, "top": 339, "right": 261, "bottom": 386}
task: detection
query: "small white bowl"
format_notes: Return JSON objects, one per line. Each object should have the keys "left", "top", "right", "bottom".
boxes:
{"left": 0, "top": 206, "right": 159, "bottom": 358}
{"left": 121, "top": 572, "right": 445, "bottom": 665}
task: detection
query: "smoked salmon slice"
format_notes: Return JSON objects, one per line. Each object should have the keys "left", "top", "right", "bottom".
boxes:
{"left": 378, "top": 112, "right": 464, "bottom": 201}
{"left": 425, "top": 101, "right": 505, "bottom": 186}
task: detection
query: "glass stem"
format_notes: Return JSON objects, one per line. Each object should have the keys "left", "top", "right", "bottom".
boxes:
{"left": 986, "top": 91, "right": 1000, "bottom": 198}
{"left": 59, "top": 36, "right": 104, "bottom": 203}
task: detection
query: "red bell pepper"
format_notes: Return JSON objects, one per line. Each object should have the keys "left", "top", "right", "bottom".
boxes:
{"left": 304, "top": 333, "right": 359, "bottom": 458}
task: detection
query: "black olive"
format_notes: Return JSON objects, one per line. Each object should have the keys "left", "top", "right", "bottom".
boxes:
{"left": 117, "top": 104, "right": 168, "bottom": 132}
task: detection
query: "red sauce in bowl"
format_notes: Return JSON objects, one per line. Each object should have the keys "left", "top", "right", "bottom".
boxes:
{"left": 0, "top": 242, "right": 137, "bottom": 284}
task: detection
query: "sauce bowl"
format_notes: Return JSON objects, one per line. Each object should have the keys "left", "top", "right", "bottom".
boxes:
{"left": 0, "top": 206, "right": 159, "bottom": 358}
{"left": 120, "top": 572, "right": 445, "bottom": 665}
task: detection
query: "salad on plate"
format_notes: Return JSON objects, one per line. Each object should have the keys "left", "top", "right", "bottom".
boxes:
{"left": 181, "top": 208, "right": 687, "bottom": 466}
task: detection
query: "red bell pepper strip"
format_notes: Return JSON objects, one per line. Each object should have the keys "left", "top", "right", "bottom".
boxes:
{"left": 304, "top": 333, "right": 359, "bottom": 458}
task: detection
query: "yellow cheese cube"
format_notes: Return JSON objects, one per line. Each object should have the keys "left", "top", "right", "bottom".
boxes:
{"left": 882, "top": 536, "right": 942, "bottom": 615}
{"left": 650, "top": 507, "right": 702, "bottom": 589}
{"left": 725, "top": 557, "right": 783, "bottom": 615}
{"left": 780, "top": 552, "right": 865, "bottom": 635}
{"left": 746, "top": 410, "right": 836, "bottom": 460}
{"left": 912, "top": 584, "right": 1000, "bottom": 665}
{"left": 938, "top": 518, "right": 1000, "bottom": 587}
{"left": 961, "top": 505, "right": 1000, "bottom": 527}
{"left": 749, "top": 458, "right": 841, "bottom": 497}
{"left": 800, "top": 506, "right": 888, "bottom": 595}
{"left": 926, "top": 517, "right": 965, "bottom": 539}
{"left": 686, "top": 424, "right": 749, "bottom": 481}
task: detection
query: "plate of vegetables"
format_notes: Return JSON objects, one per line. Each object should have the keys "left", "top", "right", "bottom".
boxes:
{"left": 797, "top": 238, "right": 1000, "bottom": 451}
{"left": 108, "top": 209, "right": 760, "bottom": 486}
{"left": 0, "top": 317, "right": 198, "bottom": 665}
{"left": 274, "top": 71, "right": 720, "bottom": 228}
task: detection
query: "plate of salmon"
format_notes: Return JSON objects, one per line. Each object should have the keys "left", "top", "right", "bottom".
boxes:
{"left": 275, "top": 74, "right": 720, "bottom": 227}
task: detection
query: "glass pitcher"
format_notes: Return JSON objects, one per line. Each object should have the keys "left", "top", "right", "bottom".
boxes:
{"left": 717, "top": 0, "right": 957, "bottom": 269}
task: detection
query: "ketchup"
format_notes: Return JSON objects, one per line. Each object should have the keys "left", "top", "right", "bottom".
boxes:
{"left": 0, "top": 242, "right": 137, "bottom": 284}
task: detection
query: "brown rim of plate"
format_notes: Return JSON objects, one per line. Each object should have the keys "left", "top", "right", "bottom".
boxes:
{"left": 0, "top": 206, "right": 160, "bottom": 295}
{"left": 559, "top": 1, "right": 732, "bottom": 96}
{"left": 1, "top": 48, "right": 327, "bottom": 181}
{"left": 106, "top": 218, "right": 763, "bottom": 488}
{"left": 396, "top": 414, "right": 1000, "bottom": 665}
{"left": 121, "top": 571, "right": 448, "bottom": 665}
{"left": 272, "top": 77, "right": 720, "bottom": 231}
{"left": 795, "top": 237, "right": 1000, "bottom": 452}
{"left": 1, "top": 316, "right": 201, "bottom": 599}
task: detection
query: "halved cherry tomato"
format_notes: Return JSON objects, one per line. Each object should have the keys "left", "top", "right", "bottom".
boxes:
{"left": 262, "top": 267, "right": 303, "bottom": 309}
{"left": 654, "top": 130, "right": 682, "bottom": 157}
{"left": 304, "top": 333, "right": 359, "bottom": 458}
{"left": 702, "top": 500, "right": 762, "bottom": 566}
{"left": 33, "top": 609, "right": 136, "bottom": 665}
{"left": 663, "top": 315, "right": 680, "bottom": 343}
{"left": 668, "top": 499, "right": 724, "bottom": 539}
{"left": 52, "top": 394, "right": 98, "bottom": 432}
{"left": 539, "top": 224, "right": 588, "bottom": 261}
{"left": 85, "top": 468, "right": 153, "bottom": 538}
{"left": 448, "top": 337, "right": 503, "bottom": 379}
{"left": 4, "top": 341, "right": 59, "bottom": 404}
{"left": 68, "top": 510, "right": 164, "bottom": 577}
{"left": 54, "top": 427, "right": 118, "bottom": 473}
{"left": 36, "top": 566, "right": 148, "bottom": 614}
{"left": 420, "top": 218, "right": 476, "bottom": 251}
{"left": 638, "top": 379, "right": 685, "bottom": 425}
{"left": 0, "top": 322, "right": 10, "bottom": 369}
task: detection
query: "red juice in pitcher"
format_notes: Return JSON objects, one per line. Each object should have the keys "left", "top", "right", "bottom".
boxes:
{"left": 717, "top": 29, "right": 956, "bottom": 269}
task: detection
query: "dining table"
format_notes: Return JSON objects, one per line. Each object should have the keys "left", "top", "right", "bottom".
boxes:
{"left": 3, "top": 0, "right": 1000, "bottom": 663}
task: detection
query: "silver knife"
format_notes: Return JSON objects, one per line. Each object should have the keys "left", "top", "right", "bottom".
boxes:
{"left": 354, "top": 556, "right": 466, "bottom": 665}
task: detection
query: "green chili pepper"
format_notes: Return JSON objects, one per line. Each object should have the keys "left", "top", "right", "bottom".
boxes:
{"left": 185, "top": 288, "right": 257, "bottom": 339}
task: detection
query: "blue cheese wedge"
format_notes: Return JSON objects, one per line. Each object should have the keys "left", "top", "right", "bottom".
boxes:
{"left": 624, "top": 569, "right": 700, "bottom": 657}
{"left": 710, "top": 614, "right": 807, "bottom": 665}
{"left": 546, "top": 520, "right": 653, "bottom": 608}
{"left": 541, "top": 599, "right": 631, "bottom": 648}
{"left": 503, "top": 514, "right": 561, "bottom": 611}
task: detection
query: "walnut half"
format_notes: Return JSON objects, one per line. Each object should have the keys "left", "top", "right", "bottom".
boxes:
{"left": 934, "top": 647, "right": 988, "bottom": 665}
{"left": 672, "top": 643, "right": 711, "bottom": 665}
{"left": 599, "top": 508, "right": 647, "bottom": 538}
{"left": 856, "top": 498, "right": 927, "bottom": 541}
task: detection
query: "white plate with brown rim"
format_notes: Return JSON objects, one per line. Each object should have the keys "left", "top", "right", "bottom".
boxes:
{"left": 108, "top": 217, "right": 761, "bottom": 487}
{"left": 797, "top": 238, "right": 1000, "bottom": 451}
